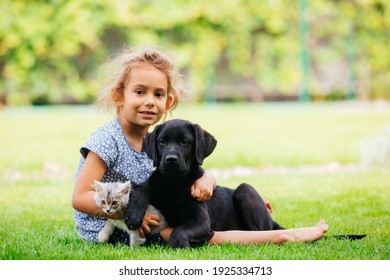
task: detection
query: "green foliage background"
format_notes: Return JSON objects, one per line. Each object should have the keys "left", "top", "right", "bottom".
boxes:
{"left": 1, "top": 0, "right": 389, "bottom": 105}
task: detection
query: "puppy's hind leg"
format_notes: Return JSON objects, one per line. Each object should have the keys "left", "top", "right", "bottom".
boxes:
{"left": 233, "top": 183, "right": 280, "bottom": 231}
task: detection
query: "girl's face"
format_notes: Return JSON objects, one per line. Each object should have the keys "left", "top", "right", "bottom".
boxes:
{"left": 117, "top": 63, "right": 172, "bottom": 128}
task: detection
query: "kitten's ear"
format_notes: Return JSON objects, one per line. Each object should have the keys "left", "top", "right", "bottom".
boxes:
{"left": 119, "top": 181, "right": 131, "bottom": 195}
{"left": 92, "top": 180, "right": 103, "bottom": 192}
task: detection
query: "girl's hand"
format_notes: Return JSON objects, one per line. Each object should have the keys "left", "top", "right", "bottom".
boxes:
{"left": 191, "top": 171, "right": 216, "bottom": 202}
{"left": 137, "top": 212, "right": 160, "bottom": 238}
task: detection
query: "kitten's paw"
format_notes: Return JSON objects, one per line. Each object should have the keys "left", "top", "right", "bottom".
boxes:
{"left": 130, "top": 235, "right": 146, "bottom": 247}
{"left": 98, "top": 231, "right": 109, "bottom": 243}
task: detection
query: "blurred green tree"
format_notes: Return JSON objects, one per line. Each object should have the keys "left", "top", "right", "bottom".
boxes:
{"left": 0, "top": 0, "right": 389, "bottom": 105}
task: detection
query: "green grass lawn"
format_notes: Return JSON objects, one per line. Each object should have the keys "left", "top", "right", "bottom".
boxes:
{"left": 0, "top": 103, "right": 389, "bottom": 260}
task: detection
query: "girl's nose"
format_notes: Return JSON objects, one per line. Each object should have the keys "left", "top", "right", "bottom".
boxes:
{"left": 144, "top": 96, "right": 155, "bottom": 107}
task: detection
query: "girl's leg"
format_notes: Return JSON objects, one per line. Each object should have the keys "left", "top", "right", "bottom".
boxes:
{"left": 160, "top": 227, "right": 174, "bottom": 242}
{"left": 160, "top": 220, "right": 328, "bottom": 246}
{"left": 210, "top": 220, "right": 329, "bottom": 245}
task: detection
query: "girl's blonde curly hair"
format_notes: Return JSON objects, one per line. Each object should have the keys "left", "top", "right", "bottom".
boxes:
{"left": 95, "top": 46, "right": 184, "bottom": 116}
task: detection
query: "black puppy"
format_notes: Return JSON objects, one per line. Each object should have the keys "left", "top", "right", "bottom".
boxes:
{"left": 125, "top": 119, "right": 283, "bottom": 248}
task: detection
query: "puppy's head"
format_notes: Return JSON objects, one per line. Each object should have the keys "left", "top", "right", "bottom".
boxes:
{"left": 143, "top": 119, "right": 217, "bottom": 177}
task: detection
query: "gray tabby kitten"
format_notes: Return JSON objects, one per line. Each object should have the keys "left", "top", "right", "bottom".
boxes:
{"left": 93, "top": 180, "right": 167, "bottom": 246}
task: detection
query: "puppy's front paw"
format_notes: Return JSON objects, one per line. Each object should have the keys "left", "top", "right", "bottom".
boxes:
{"left": 124, "top": 213, "right": 143, "bottom": 230}
{"left": 169, "top": 229, "right": 191, "bottom": 249}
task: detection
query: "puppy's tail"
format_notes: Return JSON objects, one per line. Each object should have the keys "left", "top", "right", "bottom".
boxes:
{"left": 272, "top": 221, "right": 285, "bottom": 230}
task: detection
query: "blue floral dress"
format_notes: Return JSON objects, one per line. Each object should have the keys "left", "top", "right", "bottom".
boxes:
{"left": 73, "top": 119, "right": 161, "bottom": 245}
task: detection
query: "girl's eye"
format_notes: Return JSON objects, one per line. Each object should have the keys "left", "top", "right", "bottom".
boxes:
{"left": 155, "top": 92, "right": 165, "bottom": 98}
{"left": 135, "top": 89, "right": 143, "bottom": 95}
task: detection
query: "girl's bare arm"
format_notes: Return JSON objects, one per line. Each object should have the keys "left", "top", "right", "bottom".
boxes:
{"left": 72, "top": 151, "right": 122, "bottom": 219}
{"left": 191, "top": 171, "right": 216, "bottom": 202}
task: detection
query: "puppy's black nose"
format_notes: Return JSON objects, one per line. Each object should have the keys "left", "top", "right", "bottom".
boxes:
{"left": 165, "top": 155, "right": 178, "bottom": 163}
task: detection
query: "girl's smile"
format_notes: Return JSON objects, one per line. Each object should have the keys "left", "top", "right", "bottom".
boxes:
{"left": 139, "top": 110, "right": 157, "bottom": 119}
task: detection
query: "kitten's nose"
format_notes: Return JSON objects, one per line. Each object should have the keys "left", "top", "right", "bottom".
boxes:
{"left": 106, "top": 209, "right": 111, "bottom": 214}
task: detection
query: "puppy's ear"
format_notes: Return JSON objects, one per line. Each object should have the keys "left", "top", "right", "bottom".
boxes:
{"left": 192, "top": 124, "right": 217, "bottom": 165}
{"left": 143, "top": 125, "right": 161, "bottom": 167}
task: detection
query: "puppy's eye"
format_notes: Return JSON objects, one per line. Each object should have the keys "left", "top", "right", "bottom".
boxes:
{"left": 158, "top": 139, "right": 167, "bottom": 146}
{"left": 180, "top": 139, "right": 190, "bottom": 146}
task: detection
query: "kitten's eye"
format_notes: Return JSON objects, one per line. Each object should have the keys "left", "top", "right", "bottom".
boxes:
{"left": 111, "top": 201, "right": 118, "bottom": 206}
{"left": 100, "top": 200, "right": 106, "bottom": 205}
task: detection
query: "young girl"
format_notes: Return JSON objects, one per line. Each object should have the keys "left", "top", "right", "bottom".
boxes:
{"left": 71, "top": 46, "right": 328, "bottom": 246}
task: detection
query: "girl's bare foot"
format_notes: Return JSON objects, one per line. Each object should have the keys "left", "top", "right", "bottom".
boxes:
{"left": 315, "top": 220, "right": 329, "bottom": 233}
{"left": 288, "top": 220, "right": 329, "bottom": 243}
